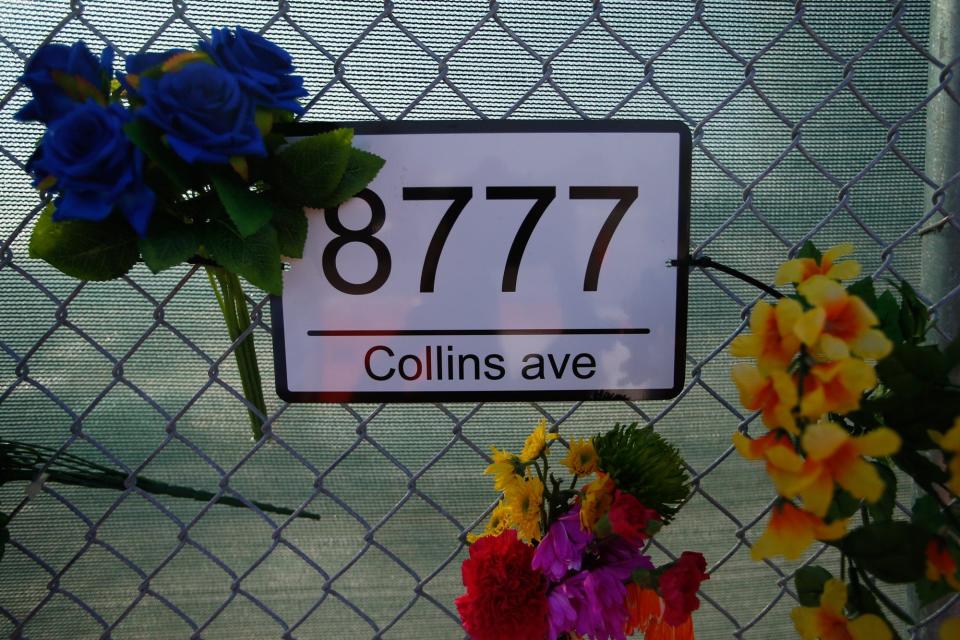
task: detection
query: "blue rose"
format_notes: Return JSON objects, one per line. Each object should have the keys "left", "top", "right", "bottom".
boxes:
{"left": 16, "top": 42, "right": 113, "bottom": 124}
{"left": 118, "top": 48, "right": 186, "bottom": 96}
{"left": 136, "top": 61, "right": 266, "bottom": 164}
{"left": 200, "top": 27, "right": 307, "bottom": 114}
{"left": 30, "top": 102, "right": 155, "bottom": 236}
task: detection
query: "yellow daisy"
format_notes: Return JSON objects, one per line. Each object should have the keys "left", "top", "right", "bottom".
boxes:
{"left": 520, "top": 418, "right": 558, "bottom": 462}
{"left": 504, "top": 477, "right": 544, "bottom": 541}
{"left": 562, "top": 438, "right": 598, "bottom": 477}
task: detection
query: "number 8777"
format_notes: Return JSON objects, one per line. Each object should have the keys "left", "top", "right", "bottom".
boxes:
{"left": 320, "top": 185, "right": 638, "bottom": 295}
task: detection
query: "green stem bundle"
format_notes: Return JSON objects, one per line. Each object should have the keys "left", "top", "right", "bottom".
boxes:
{"left": 205, "top": 266, "right": 267, "bottom": 441}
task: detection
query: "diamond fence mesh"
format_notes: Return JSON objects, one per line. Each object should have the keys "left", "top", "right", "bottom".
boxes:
{"left": 0, "top": 0, "right": 957, "bottom": 638}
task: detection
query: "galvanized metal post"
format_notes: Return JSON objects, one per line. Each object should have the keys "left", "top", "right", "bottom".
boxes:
{"left": 917, "top": 2, "right": 960, "bottom": 636}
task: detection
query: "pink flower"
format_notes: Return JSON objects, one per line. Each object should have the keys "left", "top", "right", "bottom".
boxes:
{"left": 533, "top": 505, "right": 592, "bottom": 581}
{"left": 659, "top": 551, "right": 709, "bottom": 626}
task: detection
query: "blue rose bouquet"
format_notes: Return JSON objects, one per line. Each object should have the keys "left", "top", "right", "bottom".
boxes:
{"left": 18, "top": 29, "right": 384, "bottom": 439}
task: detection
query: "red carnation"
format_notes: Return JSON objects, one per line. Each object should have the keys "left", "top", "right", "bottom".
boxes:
{"left": 607, "top": 490, "right": 660, "bottom": 545}
{"left": 455, "top": 529, "right": 549, "bottom": 640}
{"left": 659, "top": 551, "right": 709, "bottom": 626}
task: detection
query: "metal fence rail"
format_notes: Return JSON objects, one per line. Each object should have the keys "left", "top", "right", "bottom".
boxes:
{"left": 0, "top": 1, "right": 957, "bottom": 638}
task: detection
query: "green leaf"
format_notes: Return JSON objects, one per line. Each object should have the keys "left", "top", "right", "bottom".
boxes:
{"left": 841, "top": 522, "right": 929, "bottom": 583}
{"left": 894, "top": 280, "right": 930, "bottom": 343}
{"left": 867, "top": 390, "right": 960, "bottom": 448}
{"left": 848, "top": 277, "right": 878, "bottom": 310}
{"left": 875, "top": 343, "right": 948, "bottom": 398}
{"left": 202, "top": 219, "right": 282, "bottom": 295}
{"left": 846, "top": 580, "right": 883, "bottom": 618}
{"left": 797, "top": 240, "right": 822, "bottom": 262}
{"left": 826, "top": 488, "right": 862, "bottom": 522}
{"left": 0, "top": 512, "right": 8, "bottom": 562}
{"left": 915, "top": 576, "right": 953, "bottom": 607}
{"left": 944, "top": 335, "right": 960, "bottom": 375}
{"left": 210, "top": 171, "right": 276, "bottom": 237}
{"left": 795, "top": 565, "right": 833, "bottom": 606}
{"left": 272, "top": 206, "right": 309, "bottom": 259}
{"left": 123, "top": 120, "right": 193, "bottom": 195}
{"left": 29, "top": 205, "right": 139, "bottom": 281}
{"left": 911, "top": 495, "right": 945, "bottom": 535}
{"left": 875, "top": 291, "right": 903, "bottom": 344}
{"left": 866, "top": 463, "right": 896, "bottom": 523}
{"left": 273, "top": 128, "right": 353, "bottom": 208}
{"left": 318, "top": 147, "right": 386, "bottom": 208}
{"left": 139, "top": 214, "right": 199, "bottom": 273}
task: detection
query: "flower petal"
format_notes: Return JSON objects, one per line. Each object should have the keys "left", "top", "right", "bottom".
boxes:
{"left": 854, "top": 428, "right": 901, "bottom": 458}
{"left": 837, "top": 458, "right": 885, "bottom": 503}
{"left": 848, "top": 614, "right": 892, "bottom": 640}
{"left": 820, "top": 579, "right": 848, "bottom": 616}
{"left": 795, "top": 308, "right": 826, "bottom": 346}
{"left": 852, "top": 329, "right": 893, "bottom": 360}
{"left": 802, "top": 421, "right": 850, "bottom": 461}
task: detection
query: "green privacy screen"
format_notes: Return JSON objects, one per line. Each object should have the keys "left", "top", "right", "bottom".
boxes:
{"left": 0, "top": 1, "right": 944, "bottom": 638}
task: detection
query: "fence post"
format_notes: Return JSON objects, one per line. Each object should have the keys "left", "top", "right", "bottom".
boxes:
{"left": 917, "top": 1, "right": 960, "bottom": 635}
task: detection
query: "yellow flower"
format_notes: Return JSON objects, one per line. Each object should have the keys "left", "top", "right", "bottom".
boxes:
{"left": 791, "top": 579, "right": 892, "bottom": 640}
{"left": 504, "top": 477, "right": 544, "bottom": 541}
{"left": 799, "top": 358, "right": 878, "bottom": 421}
{"left": 940, "top": 618, "right": 960, "bottom": 640}
{"left": 579, "top": 472, "right": 614, "bottom": 532}
{"left": 732, "top": 430, "right": 806, "bottom": 497}
{"left": 484, "top": 446, "right": 522, "bottom": 492}
{"left": 929, "top": 418, "right": 960, "bottom": 496}
{"left": 730, "top": 298, "right": 803, "bottom": 371}
{"left": 467, "top": 501, "right": 510, "bottom": 543}
{"left": 520, "top": 418, "right": 558, "bottom": 462}
{"left": 562, "top": 438, "right": 598, "bottom": 477}
{"left": 779, "top": 421, "right": 901, "bottom": 518}
{"left": 751, "top": 501, "right": 848, "bottom": 561}
{"left": 775, "top": 243, "right": 862, "bottom": 286}
{"left": 731, "top": 363, "right": 799, "bottom": 433}
{"left": 794, "top": 276, "right": 893, "bottom": 361}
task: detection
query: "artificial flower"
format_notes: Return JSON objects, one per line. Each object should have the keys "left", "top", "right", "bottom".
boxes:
{"left": 504, "top": 476, "right": 545, "bottom": 541}
{"left": 580, "top": 472, "right": 615, "bottom": 532}
{"left": 799, "top": 358, "right": 878, "bottom": 420}
{"left": 625, "top": 585, "right": 695, "bottom": 640}
{"left": 563, "top": 437, "right": 598, "bottom": 477}
{"left": 467, "top": 500, "right": 510, "bottom": 543}
{"left": 201, "top": 27, "right": 308, "bottom": 114}
{"left": 751, "top": 501, "right": 848, "bottom": 561}
{"left": 794, "top": 275, "right": 893, "bottom": 361}
{"left": 532, "top": 505, "right": 592, "bottom": 581}
{"left": 607, "top": 490, "right": 660, "bottom": 545}
{"left": 782, "top": 421, "right": 901, "bottom": 518}
{"left": 29, "top": 102, "right": 155, "bottom": 237}
{"left": 775, "top": 243, "right": 862, "bottom": 286}
{"left": 547, "top": 583, "right": 580, "bottom": 640}
{"left": 731, "top": 363, "right": 798, "bottom": 433}
{"left": 928, "top": 418, "right": 960, "bottom": 495}
{"left": 484, "top": 446, "right": 523, "bottom": 492}
{"left": 521, "top": 418, "right": 559, "bottom": 462}
{"left": 926, "top": 538, "right": 960, "bottom": 591}
{"left": 455, "top": 530, "right": 549, "bottom": 640}
{"left": 941, "top": 618, "right": 960, "bottom": 640}
{"left": 732, "top": 429, "right": 806, "bottom": 497}
{"left": 659, "top": 551, "right": 709, "bottom": 626}
{"left": 730, "top": 298, "right": 802, "bottom": 371}
{"left": 16, "top": 42, "right": 112, "bottom": 123}
{"left": 791, "top": 579, "right": 891, "bottom": 640}
{"left": 136, "top": 60, "right": 266, "bottom": 164}
{"left": 555, "top": 566, "right": 640, "bottom": 640}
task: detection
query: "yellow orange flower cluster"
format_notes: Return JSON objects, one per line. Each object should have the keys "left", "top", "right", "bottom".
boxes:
{"left": 730, "top": 245, "right": 900, "bottom": 561}
{"left": 476, "top": 418, "right": 598, "bottom": 543}
{"left": 791, "top": 579, "right": 891, "bottom": 640}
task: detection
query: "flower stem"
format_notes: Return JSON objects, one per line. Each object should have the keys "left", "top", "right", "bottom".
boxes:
{"left": 205, "top": 266, "right": 267, "bottom": 441}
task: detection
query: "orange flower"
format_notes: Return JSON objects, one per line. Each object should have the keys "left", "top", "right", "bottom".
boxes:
{"left": 751, "top": 501, "right": 848, "bottom": 561}
{"left": 941, "top": 618, "right": 960, "bottom": 640}
{"left": 779, "top": 421, "right": 901, "bottom": 518}
{"left": 731, "top": 364, "right": 799, "bottom": 433}
{"left": 791, "top": 579, "right": 892, "bottom": 640}
{"left": 775, "top": 243, "right": 862, "bottom": 286}
{"left": 929, "top": 418, "right": 960, "bottom": 496}
{"left": 926, "top": 538, "right": 960, "bottom": 591}
{"left": 799, "top": 358, "right": 878, "bottom": 420}
{"left": 624, "top": 584, "right": 694, "bottom": 640}
{"left": 794, "top": 276, "right": 892, "bottom": 361}
{"left": 730, "top": 298, "right": 803, "bottom": 371}
{"left": 732, "top": 430, "right": 806, "bottom": 497}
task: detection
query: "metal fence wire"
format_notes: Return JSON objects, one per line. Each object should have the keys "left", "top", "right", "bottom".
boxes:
{"left": 0, "top": 0, "right": 958, "bottom": 638}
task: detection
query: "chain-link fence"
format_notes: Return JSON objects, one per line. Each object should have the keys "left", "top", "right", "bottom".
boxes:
{"left": 0, "top": 1, "right": 957, "bottom": 638}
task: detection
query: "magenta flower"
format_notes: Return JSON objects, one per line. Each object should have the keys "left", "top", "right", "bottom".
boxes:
{"left": 532, "top": 505, "right": 592, "bottom": 581}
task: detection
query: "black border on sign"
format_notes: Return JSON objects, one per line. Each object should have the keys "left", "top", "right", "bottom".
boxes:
{"left": 270, "top": 120, "right": 691, "bottom": 403}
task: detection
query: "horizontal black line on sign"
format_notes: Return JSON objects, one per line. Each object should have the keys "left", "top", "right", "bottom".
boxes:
{"left": 307, "top": 328, "right": 651, "bottom": 337}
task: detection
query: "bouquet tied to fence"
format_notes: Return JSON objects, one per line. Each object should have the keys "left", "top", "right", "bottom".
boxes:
{"left": 17, "top": 29, "right": 384, "bottom": 440}
{"left": 457, "top": 420, "right": 709, "bottom": 640}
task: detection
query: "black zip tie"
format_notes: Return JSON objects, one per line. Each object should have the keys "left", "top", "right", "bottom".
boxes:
{"left": 670, "top": 255, "right": 784, "bottom": 299}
